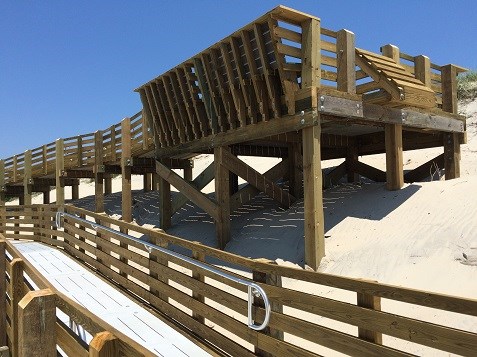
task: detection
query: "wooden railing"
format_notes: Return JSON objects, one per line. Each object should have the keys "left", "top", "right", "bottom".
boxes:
{"left": 1, "top": 231, "right": 158, "bottom": 355}
{"left": 2, "top": 204, "right": 476, "bottom": 356}
{"left": 0, "top": 111, "right": 151, "bottom": 186}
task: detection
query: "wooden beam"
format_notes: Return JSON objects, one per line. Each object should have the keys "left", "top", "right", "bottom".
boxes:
{"left": 323, "top": 161, "right": 347, "bottom": 189}
{"left": 143, "top": 173, "right": 152, "bottom": 192}
{"left": 318, "top": 94, "right": 465, "bottom": 133}
{"left": 220, "top": 150, "right": 295, "bottom": 208}
{"left": 23, "top": 150, "right": 32, "bottom": 206}
{"left": 18, "top": 289, "right": 56, "bottom": 357}
{"left": 214, "top": 147, "right": 231, "bottom": 249}
{"left": 385, "top": 124, "right": 404, "bottom": 190}
{"left": 104, "top": 177, "right": 112, "bottom": 195}
{"left": 171, "top": 162, "right": 215, "bottom": 214}
{"left": 156, "top": 109, "right": 319, "bottom": 159}
{"left": 71, "top": 184, "right": 79, "bottom": 200}
{"left": 346, "top": 145, "right": 359, "bottom": 183}
{"left": 61, "top": 170, "right": 94, "bottom": 179}
{"left": 155, "top": 160, "right": 218, "bottom": 220}
{"left": 11, "top": 258, "right": 23, "bottom": 357}
{"left": 357, "top": 288, "right": 382, "bottom": 344}
{"left": 404, "top": 153, "right": 444, "bottom": 183}
{"left": 194, "top": 57, "right": 218, "bottom": 135}
{"left": 55, "top": 138, "right": 65, "bottom": 205}
{"left": 121, "top": 118, "right": 132, "bottom": 223}
{"left": 230, "top": 159, "right": 288, "bottom": 212}
{"left": 414, "top": 55, "right": 431, "bottom": 87}
{"left": 381, "top": 44, "right": 400, "bottom": 63}
{"left": 336, "top": 29, "right": 356, "bottom": 94}
{"left": 89, "top": 331, "right": 118, "bottom": 357}
{"left": 302, "top": 121, "right": 325, "bottom": 270}
{"left": 444, "top": 132, "right": 461, "bottom": 180}
{"left": 351, "top": 161, "right": 386, "bottom": 182}
{"left": 94, "top": 131, "right": 104, "bottom": 213}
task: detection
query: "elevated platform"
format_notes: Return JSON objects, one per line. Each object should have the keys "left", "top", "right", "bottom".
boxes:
{"left": 11, "top": 240, "right": 211, "bottom": 357}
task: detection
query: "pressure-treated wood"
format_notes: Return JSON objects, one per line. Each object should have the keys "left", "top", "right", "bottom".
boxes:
{"left": 0, "top": 160, "right": 5, "bottom": 207}
{"left": 89, "top": 331, "right": 118, "bottom": 357}
{"left": 17, "top": 289, "right": 56, "bottom": 357}
{"left": 121, "top": 118, "right": 132, "bottom": 223}
{"left": 357, "top": 290, "right": 382, "bottom": 344}
{"left": 159, "top": 168, "right": 172, "bottom": 230}
{"left": 0, "top": 240, "right": 6, "bottom": 346}
{"left": 214, "top": 147, "right": 231, "bottom": 249}
{"left": 337, "top": 29, "right": 356, "bottom": 93}
{"left": 94, "top": 131, "right": 104, "bottom": 213}
{"left": 23, "top": 150, "right": 32, "bottom": 206}
{"left": 302, "top": 123, "right": 325, "bottom": 269}
{"left": 385, "top": 124, "right": 404, "bottom": 190}
{"left": 55, "top": 139, "right": 65, "bottom": 205}
{"left": 10, "top": 258, "right": 24, "bottom": 357}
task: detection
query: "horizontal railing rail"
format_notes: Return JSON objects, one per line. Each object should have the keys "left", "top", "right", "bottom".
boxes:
{"left": 55, "top": 210, "right": 271, "bottom": 331}
{"left": 2, "top": 204, "right": 477, "bottom": 356}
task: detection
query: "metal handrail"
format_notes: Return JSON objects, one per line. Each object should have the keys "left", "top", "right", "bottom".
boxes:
{"left": 55, "top": 210, "right": 271, "bottom": 331}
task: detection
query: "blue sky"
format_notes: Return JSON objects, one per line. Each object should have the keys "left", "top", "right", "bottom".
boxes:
{"left": 1, "top": 0, "right": 476, "bottom": 158}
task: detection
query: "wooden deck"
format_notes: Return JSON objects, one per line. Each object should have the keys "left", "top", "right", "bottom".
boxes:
{"left": 0, "top": 5, "right": 469, "bottom": 268}
{"left": 11, "top": 240, "right": 211, "bottom": 357}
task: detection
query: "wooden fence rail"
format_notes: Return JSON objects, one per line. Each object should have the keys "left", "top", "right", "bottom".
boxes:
{"left": 2, "top": 205, "right": 476, "bottom": 356}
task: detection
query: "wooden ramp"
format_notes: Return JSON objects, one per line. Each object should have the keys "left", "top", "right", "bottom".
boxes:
{"left": 11, "top": 240, "right": 211, "bottom": 357}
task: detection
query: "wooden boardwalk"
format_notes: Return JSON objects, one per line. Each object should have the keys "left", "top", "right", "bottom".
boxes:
{"left": 11, "top": 240, "right": 211, "bottom": 357}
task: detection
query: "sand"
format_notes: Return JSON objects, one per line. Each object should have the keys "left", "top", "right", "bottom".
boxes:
{"left": 8, "top": 98, "right": 477, "bottom": 355}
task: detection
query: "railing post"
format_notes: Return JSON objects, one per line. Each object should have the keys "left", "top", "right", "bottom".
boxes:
{"left": 442, "top": 64, "right": 462, "bottom": 180}
{"left": 17, "top": 289, "right": 56, "bottom": 357}
{"left": 55, "top": 139, "right": 65, "bottom": 205}
{"left": 23, "top": 150, "right": 32, "bottom": 207}
{"left": 89, "top": 331, "right": 118, "bottom": 357}
{"left": 94, "top": 131, "right": 104, "bottom": 213}
{"left": 149, "top": 233, "right": 169, "bottom": 302}
{"left": 0, "top": 160, "right": 5, "bottom": 209}
{"left": 336, "top": 29, "right": 356, "bottom": 94}
{"left": 77, "top": 136, "right": 83, "bottom": 167}
{"left": 11, "top": 258, "right": 24, "bottom": 357}
{"left": 42, "top": 145, "right": 48, "bottom": 175}
{"left": 414, "top": 55, "right": 431, "bottom": 87}
{"left": 0, "top": 240, "right": 6, "bottom": 347}
{"left": 252, "top": 260, "right": 283, "bottom": 357}
{"left": 110, "top": 125, "right": 117, "bottom": 163}
{"left": 357, "top": 288, "right": 382, "bottom": 344}
{"left": 121, "top": 118, "right": 132, "bottom": 223}
{"left": 192, "top": 245, "right": 205, "bottom": 323}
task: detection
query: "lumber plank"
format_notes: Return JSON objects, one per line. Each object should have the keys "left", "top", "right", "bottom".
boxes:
{"left": 155, "top": 160, "right": 218, "bottom": 220}
{"left": 385, "top": 124, "right": 404, "bottom": 190}
{"left": 193, "top": 58, "right": 219, "bottom": 135}
{"left": 214, "top": 147, "right": 231, "bottom": 249}
{"left": 220, "top": 149, "right": 295, "bottom": 208}
{"left": 121, "top": 118, "right": 132, "bottom": 223}
{"left": 336, "top": 29, "right": 356, "bottom": 94}
{"left": 301, "top": 18, "right": 320, "bottom": 88}
{"left": 55, "top": 139, "right": 65, "bottom": 205}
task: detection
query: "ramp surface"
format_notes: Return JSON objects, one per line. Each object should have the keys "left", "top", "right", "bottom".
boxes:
{"left": 12, "top": 241, "right": 211, "bottom": 357}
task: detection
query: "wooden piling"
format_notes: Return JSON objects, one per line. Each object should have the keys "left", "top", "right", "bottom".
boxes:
{"left": 55, "top": 139, "right": 65, "bottom": 205}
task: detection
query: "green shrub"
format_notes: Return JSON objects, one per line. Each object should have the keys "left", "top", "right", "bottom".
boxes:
{"left": 457, "top": 70, "right": 477, "bottom": 100}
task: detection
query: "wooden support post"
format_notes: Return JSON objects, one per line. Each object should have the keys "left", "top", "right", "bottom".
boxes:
{"left": 183, "top": 166, "right": 193, "bottom": 182}
{"left": 55, "top": 138, "right": 65, "bottom": 205}
{"left": 214, "top": 147, "right": 231, "bottom": 250}
{"left": 336, "top": 29, "right": 356, "bottom": 94}
{"left": 11, "top": 258, "right": 24, "bottom": 357}
{"left": 0, "top": 240, "right": 6, "bottom": 346}
{"left": 23, "top": 150, "right": 32, "bottom": 206}
{"left": 94, "top": 131, "right": 104, "bottom": 213}
{"left": 159, "top": 173, "right": 171, "bottom": 230}
{"left": 253, "top": 260, "right": 283, "bottom": 357}
{"left": 89, "top": 331, "right": 118, "bottom": 357}
{"left": 287, "top": 142, "right": 303, "bottom": 199}
{"left": 0, "top": 160, "right": 5, "bottom": 208}
{"left": 302, "top": 124, "right": 325, "bottom": 269}
{"left": 357, "top": 289, "right": 382, "bottom": 344}
{"left": 121, "top": 118, "right": 132, "bottom": 223}
{"left": 149, "top": 235, "right": 169, "bottom": 302}
{"left": 18, "top": 289, "right": 56, "bottom": 357}
{"left": 442, "top": 64, "right": 461, "bottom": 180}
{"left": 385, "top": 124, "right": 404, "bottom": 190}
{"left": 381, "top": 44, "right": 404, "bottom": 190}
{"left": 192, "top": 247, "right": 205, "bottom": 323}
{"left": 152, "top": 173, "right": 159, "bottom": 191}
{"left": 71, "top": 184, "right": 79, "bottom": 200}
{"left": 346, "top": 146, "right": 359, "bottom": 183}
{"left": 104, "top": 176, "right": 112, "bottom": 195}
{"left": 43, "top": 190, "right": 50, "bottom": 204}
{"left": 143, "top": 173, "right": 152, "bottom": 192}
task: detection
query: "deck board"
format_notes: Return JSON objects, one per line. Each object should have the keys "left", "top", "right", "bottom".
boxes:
{"left": 12, "top": 241, "right": 211, "bottom": 357}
